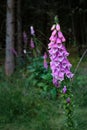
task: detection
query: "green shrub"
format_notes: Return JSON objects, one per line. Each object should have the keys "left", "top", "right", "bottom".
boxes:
{"left": 26, "top": 56, "right": 58, "bottom": 99}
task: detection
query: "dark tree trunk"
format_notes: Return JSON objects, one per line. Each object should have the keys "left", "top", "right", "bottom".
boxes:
{"left": 5, "top": 0, "right": 15, "bottom": 76}
{"left": 17, "top": 0, "right": 22, "bottom": 56}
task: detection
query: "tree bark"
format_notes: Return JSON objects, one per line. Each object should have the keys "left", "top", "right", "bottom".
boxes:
{"left": 17, "top": 0, "right": 22, "bottom": 56}
{"left": 5, "top": 0, "right": 15, "bottom": 76}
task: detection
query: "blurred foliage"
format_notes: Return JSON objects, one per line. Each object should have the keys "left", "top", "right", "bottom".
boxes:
{"left": 24, "top": 56, "right": 58, "bottom": 100}
{"left": 0, "top": 55, "right": 87, "bottom": 129}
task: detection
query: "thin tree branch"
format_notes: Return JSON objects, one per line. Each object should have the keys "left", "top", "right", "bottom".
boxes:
{"left": 71, "top": 49, "right": 87, "bottom": 83}
{"left": 74, "top": 49, "right": 87, "bottom": 75}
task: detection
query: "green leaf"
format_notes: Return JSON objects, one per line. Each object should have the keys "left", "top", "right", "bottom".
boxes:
{"left": 37, "top": 82, "right": 45, "bottom": 87}
{"left": 50, "top": 88, "right": 57, "bottom": 99}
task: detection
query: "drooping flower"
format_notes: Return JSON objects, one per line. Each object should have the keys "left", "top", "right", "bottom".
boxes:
{"left": 43, "top": 52, "right": 48, "bottom": 69}
{"left": 51, "top": 24, "right": 55, "bottom": 31}
{"left": 58, "top": 31, "right": 63, "bottom": 38}
{"left": 53, "top": 77, "right": 60, "bottom": 88}
{"left": 30, "top": 38, "right": 35, "bottom": 48}
{"left": 56, "top": 24, "right": 60, "bottom": 31}
{"left": 66, "top": 97, "right": 71, "bottom": 104}
{"left": 23, "top": 31, "right": 27, "bottom": 44}
{"left": 62, "top": 86, "right": 67, "bottom": 93}
{"left": 30, "top": 26, "right": 35, "bottom": 36}
{"left": 44, "top": 59, "right": 48, "bottom": 69}
{"left": 48, "top": 22, "right": 73, "bottom": 87}
{"left": 23, "top": 49, "right": 27, "bottom": 54}
{"left": 43, "top": 52, "right": 47, "bottom": 59}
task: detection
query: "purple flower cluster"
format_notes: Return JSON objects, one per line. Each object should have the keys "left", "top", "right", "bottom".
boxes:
{"left": 23, "top": 31, "right": 27, "bottom": 44}
{"left": 30, "top": 26, "right": 35, "bottom": 48}
{"left": 48, "top": 23, "right": 73, "bottom": 87}
{"left": 30, "top": 38, "right": 35, "bottom": 48}
{"left": 30, "top": 26, "right": 35, "bottom": 36}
